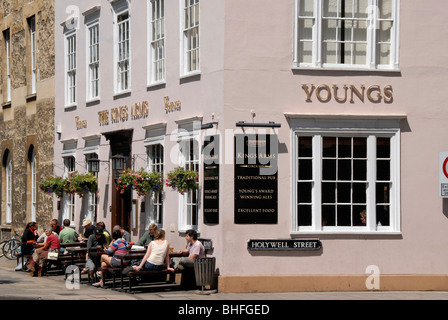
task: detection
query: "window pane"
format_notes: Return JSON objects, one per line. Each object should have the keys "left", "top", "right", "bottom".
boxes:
{"left": 337, "top": 182, "right": 351, "bottom": 203}
{"left": 378, "top": 0, "right": 393, "bottom": 19}
{"left": 354, "top": 0, "right": 368, "bottom": 18}
{"left": 299, "top": 136, "right": 313, "bottom": 157}
{"left": 322, "top": 205, "right": 335, "bottom": 226}
{"left": 353, "top": 206, "right": 367, "bottom": 226}
{"left": 337, "top": 205, "right": 351, "bottom": 226}
{"left": 353, "top": 160, "right": 367, "bottom": 180}
{"left": 377, "top": 138, "right": 390, "bottom": 158}
{"left": 299, "top": 159, "right": 313, "bottom": 180}
{"left": 338, "top": 159, "right": 351, "bottom": 180}
{"left": 322, "top": 182, "right": 336, "bottom": 203}
{"left": 376, "top": 183, "right": 390, "bottom": 204}
{"left": 352, "top": 183, "right": 366, "bottom": 203}
{"left": 298, "top": 205, "right": 312, "bottom": 226}
{"left": 338, "top": 137, "right": 351, "bottom": 157}
{"left": 323, "top": 137, "right": 336, "bottom": 157}
{"left": 299, "top": 0, "right": 314, "bottom": 16}
{"left": 323, "top": 159, "right": 336, "bottom": 180}
{"left": 377, "top": 160, "right": 390, "bottom": 180}
{"left": 323, "top": 0, "right": 338, "bottom": 17}
{"left": 376, "top": 205, "right": 390, "bottom": 226}
{"left": 353, "top": 138, "right": 367, "bottom": 158}
{"left": 298, "top": 182, "right": 312, "bottom": 203}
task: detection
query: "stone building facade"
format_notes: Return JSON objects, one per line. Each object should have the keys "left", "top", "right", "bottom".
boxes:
{"left": 0, "top": 0, "right": 55, "bottom": 240}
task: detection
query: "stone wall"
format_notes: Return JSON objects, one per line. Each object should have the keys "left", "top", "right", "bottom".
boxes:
{"left": 0, "top": 0, "right": 55, "bottom": 240}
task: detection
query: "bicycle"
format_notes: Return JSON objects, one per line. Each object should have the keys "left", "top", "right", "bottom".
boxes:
{"left": 0, "top": 231, "right": 22, "bottom": 260}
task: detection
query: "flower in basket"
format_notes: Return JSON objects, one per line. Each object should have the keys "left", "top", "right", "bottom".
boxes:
{"left": 39, "top": 176, "right": 65, "bottom": 198}
{"left": 116, "top": 168, "right": 135, "bottom": 194}
{"left": 64, "top": 171, "right": 98, "bottom": 198}
{"left": 166, "top": 167, "right": 199, "bottom": 195}
{"left": 132, "top": 169, "right": 164, "bottom": 197}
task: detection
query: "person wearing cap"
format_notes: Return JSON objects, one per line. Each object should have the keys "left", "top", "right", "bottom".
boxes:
{"left": 79, "top": 218, "right": 95, "bottom": 242}
{"left": 82, "top": 226, "right": 108, "bottom": 279}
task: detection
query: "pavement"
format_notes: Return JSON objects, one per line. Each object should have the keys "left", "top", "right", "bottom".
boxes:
{"left": 0, "top": 255, "right": 447, "bottom": 316}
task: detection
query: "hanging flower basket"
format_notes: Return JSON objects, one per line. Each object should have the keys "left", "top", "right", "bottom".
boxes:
{"left": 65, "top": 171, "right": 98, "bottom": 198}
{"left": 116, "top": 168, "right": 135, "bottom": 194}
{"left": 166, "top": 167, "right": 199, "bottom": 195}
{"left": 39, "top": 176, "right": 66, "bottom": 198}
{"left": 132, "top": 169, "right": 164, "bottom": 197}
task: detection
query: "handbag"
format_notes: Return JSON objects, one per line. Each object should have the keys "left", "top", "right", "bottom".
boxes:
{"left": 47, "top": 249, "right": 59, "bottom": 261}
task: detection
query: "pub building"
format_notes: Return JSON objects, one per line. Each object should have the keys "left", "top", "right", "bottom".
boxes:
{"left": 53, "top": 0, "right": 448, "bottom": 293}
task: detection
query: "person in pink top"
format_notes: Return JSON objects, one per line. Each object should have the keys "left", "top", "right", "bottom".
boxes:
{"left": 177, "top": 229, "right": 205, "bottom": 269}
{"left": 26, "top": 226, "right": 61, "bottom": 277}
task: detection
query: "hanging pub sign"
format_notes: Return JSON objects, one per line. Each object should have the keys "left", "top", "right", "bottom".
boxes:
{"left": 234, "top": 134, "right": 278, "bottom": 224}
{"left": 248, "top": 239, "right": 322, "bottom": 251}
{"left": 203, "top": 135, "right": 220, "bottom": 224}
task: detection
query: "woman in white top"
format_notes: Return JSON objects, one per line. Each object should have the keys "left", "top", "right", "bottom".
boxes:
{"left": 132, "top": 229, "right": 174, "bottom": 272}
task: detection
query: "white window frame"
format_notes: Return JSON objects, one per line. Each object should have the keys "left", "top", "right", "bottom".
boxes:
{"left": 289, "top": 115, "right": 402, "bottom": 235}
{"left": 293, "top": 0, "right": 400, "bottom": 71}
{"left": 148, "top": 0, "right": 166, "bottom": 86}
{"left": 31, "top": 150, "right": 37, "bottom": 222}
{"left": 5, "top": 154, "right": 12, "bottom": 224}
{"left": 28, "top": 16, "right": 37, "bottom": 94}
{"left": 62, "top": 156, "right": 76, "bottom": 222}
{"left": 177, "top": 133, "right": 200, "bottom": 232}
{"left": 84, "top": 153, "right": 98, "bottom": 223}
{"left": 113, "top": 6, "right": 131, "bottom": 95}
{"left": 145, "top": 141, "right": 165, "bottom": 228}
{"left": 86, "top": 21, "right": 100, "bottom": 102}
{"left": 180, "top": 0, "right": 200, "bottom": 77}
{"left": 65, "top": 31, "right": 77, "bottom": 107}
{"left": 4, "top": 29, "right": 11, "bottom": 102}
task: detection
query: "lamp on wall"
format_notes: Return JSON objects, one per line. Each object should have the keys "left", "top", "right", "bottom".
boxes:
{"left": 87, "top": 158, "right": 100, "bottom": 173}
{"left": 111, "top": 155, "right": 125, "bottom": 175}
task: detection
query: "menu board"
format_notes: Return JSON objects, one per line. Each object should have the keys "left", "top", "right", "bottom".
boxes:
{"left": 234, "top": 134, "right": 278, "bottom": 224}
{"left": 203, "top": 135, "right": 220, "bottom": 224}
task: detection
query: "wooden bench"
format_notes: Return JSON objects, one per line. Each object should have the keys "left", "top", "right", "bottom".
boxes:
{"left": 125, "top": 268, "right": 185, "bottom": 294}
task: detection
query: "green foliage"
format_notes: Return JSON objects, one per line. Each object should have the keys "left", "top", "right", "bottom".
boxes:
{"left": 166, "top": 167, "right": 199, "bottom": 195}
{"left": 39, "top": 172, "right": 98, "bottom": 198}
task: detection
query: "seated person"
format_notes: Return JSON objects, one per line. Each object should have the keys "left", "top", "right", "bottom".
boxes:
{"left": 133, "top": 229, "right": 174, "bottom": 272}
{"left": 83, "top": 226, "right": 108, "bottom": 278}
{"left": 136, "top": 223, "right": 158, "bottom": 247}
{"left": 92, "top": 230, "right": 129, "bottom": 288}
{"left": 59, "top": 219, "right": 79, "bottom": 246}
{"left": 79, "top": 218, "right": 95, "bottom": 242}
{"left": 21, "top": 222, "right": 39, "bottom": 256}
{"left": 177, "top": 229, "right": 205, "bottom": 270}
{"left": 26, "top": 226, "right": 61, "bottom": 277}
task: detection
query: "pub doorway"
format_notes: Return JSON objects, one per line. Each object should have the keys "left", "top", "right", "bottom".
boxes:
{"left": 104, "top": 129, "right": 133, "bottom": 233}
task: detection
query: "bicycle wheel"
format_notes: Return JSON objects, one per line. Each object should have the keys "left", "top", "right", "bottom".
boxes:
{"left": 0, "top": 240, "right": 7, "bottom": 258}
{"left": 3, "top": 239, "right": 21, "bottom": 260}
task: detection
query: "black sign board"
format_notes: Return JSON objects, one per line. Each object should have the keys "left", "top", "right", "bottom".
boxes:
{"left": 203, "top": 135, "right": 219, "bottom": 224}
{"left": 248, "top": 239, "right": 322, "bottom": 251}
{"left": 234, "top": 134, "right": 278, "bottom": 224}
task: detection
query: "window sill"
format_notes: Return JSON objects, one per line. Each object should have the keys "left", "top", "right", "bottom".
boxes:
{"left": 26, "top": 93, "right": 37, "bottom": 103}
{"left": 86, "top": 98, "right": 101, "bottom": 107}
{"left": 179, "top": 70, "right": 201, "bottom": 80}
{"left": 290, "top": 231, "right": 402, "bottom": 236}
{"left": 292, "top": 66, "right": 401, "bottom": 74}
{"left": 2, "top": 101, "right": 11, "bottom": 109}
{"left": 113, "top": 90, "right": 131, "bottom": 99}
{"left": 64, "top": 104, "right": 77, "bottom": 110}
{"left": 147, "top": 80, "right": 166, "bottom": 89}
